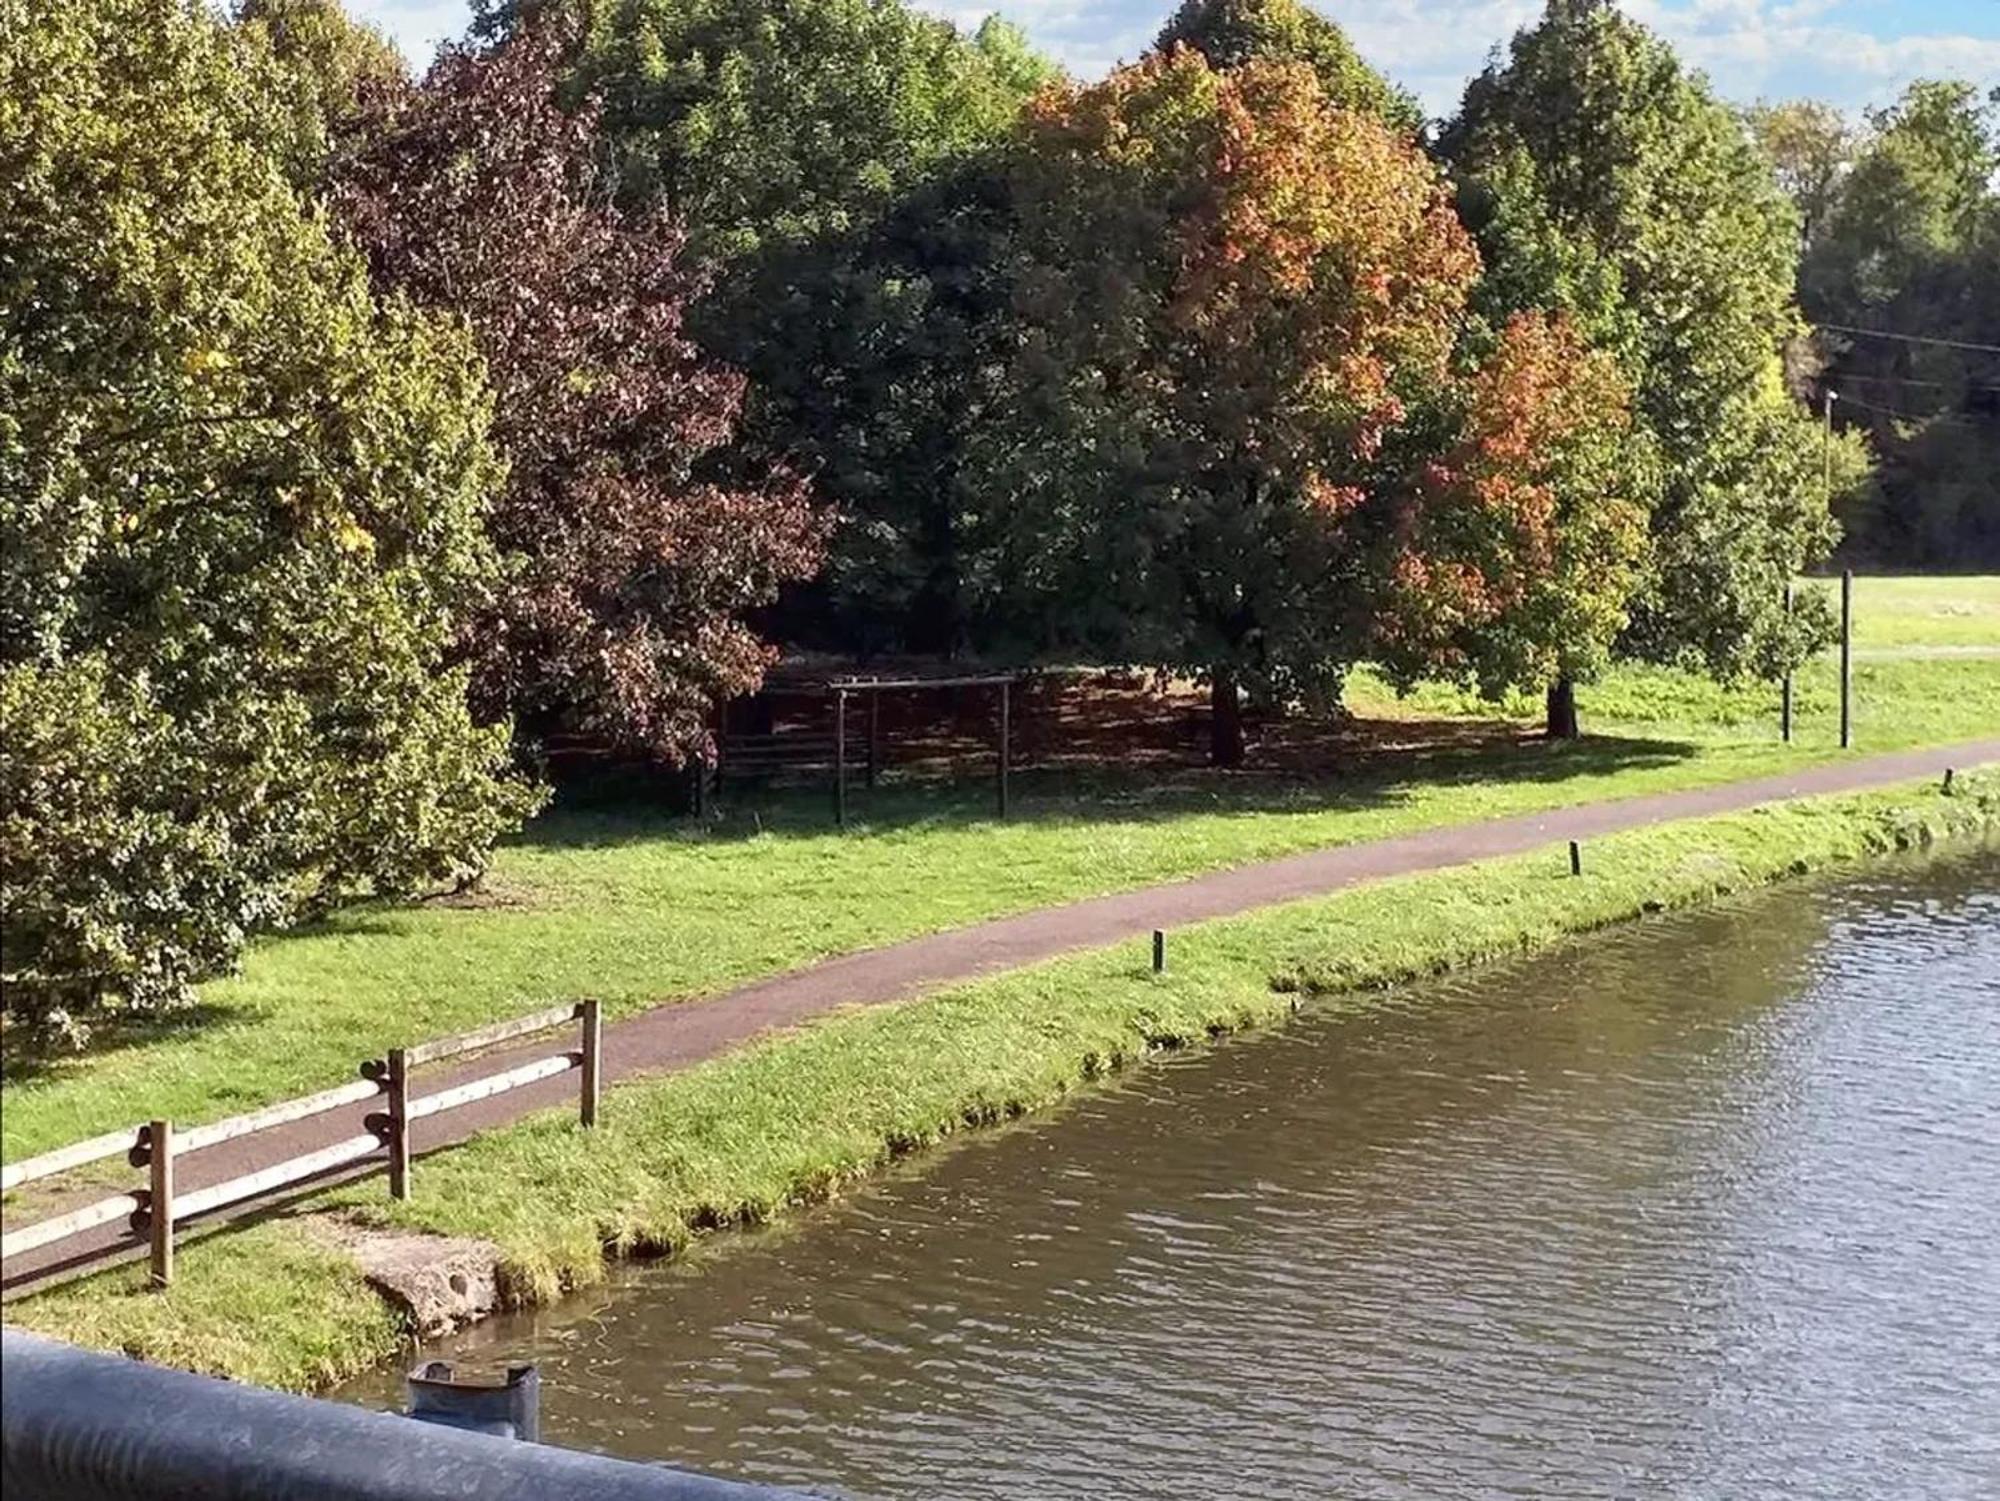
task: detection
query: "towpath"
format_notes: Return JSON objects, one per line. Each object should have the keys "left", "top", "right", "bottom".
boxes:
{"left": 7, "top": 738, "right": 1996, "bottom": 1295}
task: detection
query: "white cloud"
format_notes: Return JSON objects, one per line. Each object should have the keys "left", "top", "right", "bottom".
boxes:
{"left": 1630, "top": 0, "right": 2000, "bottom": 108}
{"left": 351, "top": 0, "right": 2000, "bottom": 120}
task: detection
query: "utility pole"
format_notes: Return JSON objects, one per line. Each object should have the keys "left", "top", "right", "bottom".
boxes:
{"left": 1840, "top": 568, "right": 1853, "bottom": 749}
{"left": 1825, "top": 390, "right": 1849, "bottom": 750}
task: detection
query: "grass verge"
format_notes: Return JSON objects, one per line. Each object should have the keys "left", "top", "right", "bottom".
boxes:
{"left": 9, "top": 613, "right": 1998, "bottom": 1157}
{"left": 10, "top": 770, "right": 1994, "bottom": 1392}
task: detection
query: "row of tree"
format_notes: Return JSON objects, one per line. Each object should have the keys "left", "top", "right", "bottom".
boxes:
{"left": 1, "top": 0, "right": 1920, "bottom": 1030}
{"left": 1752, "top": 83, "right": 2000, "bottom": 567}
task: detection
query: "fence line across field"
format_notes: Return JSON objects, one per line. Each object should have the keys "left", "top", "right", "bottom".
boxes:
{"left": 0, "top": 999, "right": 603, "bottom": 1290}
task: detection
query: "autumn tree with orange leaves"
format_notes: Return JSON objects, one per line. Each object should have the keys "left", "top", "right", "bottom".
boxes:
{"left": 978, "top": 49, "right": 1647, "bottom": 762}
{"left": 1373, "top": 311, "right": 1654, "bottom": 734}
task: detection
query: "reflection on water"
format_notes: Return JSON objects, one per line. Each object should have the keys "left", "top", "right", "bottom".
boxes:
{"left": 339, "top": 847, "right": 2000, "bottom": 1499}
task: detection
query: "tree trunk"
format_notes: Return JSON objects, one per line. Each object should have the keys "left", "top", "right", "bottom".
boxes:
{"left": 1545, "top": 676, "right": 1580, "bottom": 740}
{"left": 1210, "top": 669, "right": 1244, "bottom": 767}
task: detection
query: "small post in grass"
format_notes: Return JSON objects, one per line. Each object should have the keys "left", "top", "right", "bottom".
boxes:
{"left": 834, "top": 688, "right": 848, "bottom": 828}
{"left": 1840, "top": 569, "right": 1853, "bottom": 749}
{"left": 1152, "top": 929, "right": 1165, "bottom": 973}
{"left": 386, "top": 1047, "right": 411, "bottom": 1201}
{"left": 1943, "top": 767, "right": 1955, "bottom": 796}
{"left": 1780, "top": 580, "right": 1794, "bottom": 744}
{"left": 1569, "top": 840, "right": 1583, "bottom": 878}
{"left": 579, "top": 998, "right": 602, "bottom": 1129}
{"left": 147, "top": 1119, "right": 174, "bottom": 1289}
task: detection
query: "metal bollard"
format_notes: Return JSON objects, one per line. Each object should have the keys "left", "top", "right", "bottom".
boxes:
{"left": 407, "top": 1361, "right": 539, "bottom": 1443}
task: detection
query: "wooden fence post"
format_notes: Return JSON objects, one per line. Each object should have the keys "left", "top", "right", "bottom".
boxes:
{"left": 834, "top": 690, "right": 848, "bottom": 828}
{"left": 866, "top": 692, "right": 880, "bottom": 789}
{"left": 580, "top": 999, "right": 602, "bottom": 1128}
{"left": 147, "top": 1119, "right": 174, "bottom": 1289}
{"left": 997, "top": 679, "right": 1011, "bottom": 820}
{"left": 386, "top": 1047, "right": 410, "bottom": 1200}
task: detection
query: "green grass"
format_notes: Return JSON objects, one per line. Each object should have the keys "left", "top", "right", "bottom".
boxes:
{"left": 1843, "top": 573, "right": 2000, "bottom": 649}
{"left": 13, "top": 772, "right": 1993, "bottom": 1391}
{"left": 5, "top": 576, "right": 1997, "bottom": 1160}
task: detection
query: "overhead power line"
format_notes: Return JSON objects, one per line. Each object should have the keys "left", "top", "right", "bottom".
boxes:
{"left": 1826, "top": 370, "right": 2000, "bottom": 395}
{"left": 1814, "top": 322, "right": 2000, "bottom": 356}
{"left": 1828, "top": 390, "right": 1994, "bottom": 426}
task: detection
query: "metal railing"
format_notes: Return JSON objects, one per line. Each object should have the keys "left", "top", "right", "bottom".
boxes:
{"left": 4, "top": 1329, "right": 803, "bottom": 1500}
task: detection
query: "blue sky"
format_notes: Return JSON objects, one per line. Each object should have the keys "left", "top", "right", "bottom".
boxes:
{"left": 349, "top": 1, "right": 2000, "bottom": 119}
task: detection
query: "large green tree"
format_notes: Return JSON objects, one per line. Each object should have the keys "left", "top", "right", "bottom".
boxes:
{"left": 977, "top": 51, "right": 1648, "bottom": 763}
{"left": 522, "top": 0, "right": 1056, "bottom": 655}
{"left": 1155, "top": 0, "right": 1422, "bottom": 131}
{"left": 1443, "top": 0, "right": 1847, "bottom": 727}
{"left": 232, "top": 0, "right": 408, "bottom": 186}
{"left": 1800, "top": 81, "right": 1999, "bottom": 567}
{"left": 1745, "top": 98, "right": 1853, "bottom": 250}
{"left": 1, "top": 0, "right": 536, "bottom": 1035}
{"left": 538, "top": 0, "right": 1051, "bottom": 263}
{"left": 728, "top": 160, "right": 1025, "bottom": 654}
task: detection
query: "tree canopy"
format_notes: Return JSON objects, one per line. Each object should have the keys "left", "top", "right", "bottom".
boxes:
{"left": 1, "top": 0, "right": 535, "bottom": 1033}
{"left": 977, "top": 50, "right": 1647, "bottom": 761}
{"left": 547, "top": 0, "right": 1057, "bottom": 263}
{"left": 1746, "top": 98, "right": 1853, "bottom": 250}
{"left": 1445, "top": 0, "right": 1846, "bottom": 685}
{"left": 232, "top": 0, "right": 408, "bottom": 186}
{"left": 1795, "top": 82, "right": 2000, "bottom": 567}
{"left": 545, "top": 0, "right": 1058, "bottom": 658}
{"left": 329, "top": 23, "right": 826, "bottom": 761}
{"left": 1154, "top": 0, "right": 1421, "bottom": 131}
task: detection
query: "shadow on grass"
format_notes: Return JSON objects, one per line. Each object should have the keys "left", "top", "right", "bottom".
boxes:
{"left": 523, "top": 722, "right": 1704, "bottom": 853}
{"left": 2, "top": 1001, "right": 262, "bottom": 1091}
{"left": 0, "top": 714, "right": 1698, "bottom": 1084}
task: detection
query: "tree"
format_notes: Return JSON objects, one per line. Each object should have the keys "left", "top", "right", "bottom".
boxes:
{"left": 725, "top": 160, "right": 1025, "bottom": 655}
{"left": 1372, "top": 312, "right": 1654, "bottom": 736}
{"left": 1154, "top": 0, "right": 1422, "bottom": 132}
{"left": 976, "top": 50, "right": 1643, "bottom": 763}
{"left": 232, "top": 0, "right": 408, "bottom": 187}
{"left": 329, "top": 23, "right": 826, "bottom": 761}
{"left": 1745, "top": 99, "right": 1853, "bottom": 250}
{"left": 543, "top": 0, "right": 1051, "bottom": 264}
{"left": 1800, "top": 81, "right": 1999, "bottom": 567}
{"left": 1, "top": 0, "right": 535, "bottom": 1035}
{"left": 528, "top": 0, "right": 1056, "bottom": 657}
{"left": 1444, "top": 0, "right": 1844, "bottom": 729}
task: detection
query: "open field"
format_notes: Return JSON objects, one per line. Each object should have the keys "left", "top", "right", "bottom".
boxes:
{"left": 5, "top": 577, "right": 1996, "bottom": 1162}
{"left": 10, "top": 771, "right": 1994, "bottom": 1391}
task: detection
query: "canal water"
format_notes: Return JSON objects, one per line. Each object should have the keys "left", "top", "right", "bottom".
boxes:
{"left": 342, "top": 845, "right": 2000, "bottom": 1498}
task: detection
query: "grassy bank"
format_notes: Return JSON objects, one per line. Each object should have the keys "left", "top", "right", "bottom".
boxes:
{"left": 7, "top": 577, "right": 1997, "bottom": 1160}
{"left": 11, "top": 771, "right": 1994, "bottom": 1391}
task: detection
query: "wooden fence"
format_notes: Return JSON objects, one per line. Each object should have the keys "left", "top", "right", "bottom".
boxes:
{"left": 0, "top": 1000, "right": 601, "bottom": 1289}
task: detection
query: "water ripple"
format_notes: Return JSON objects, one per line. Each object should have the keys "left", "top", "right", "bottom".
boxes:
{"left": 341, "top": 847, "right": 2000, "bottom": 1500}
